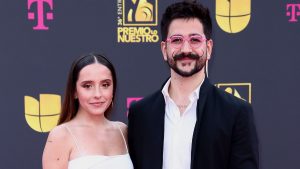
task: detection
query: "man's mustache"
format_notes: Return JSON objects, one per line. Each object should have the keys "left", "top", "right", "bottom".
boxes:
{"left": 173, "top": 53, "right": 200, "bottom": 61}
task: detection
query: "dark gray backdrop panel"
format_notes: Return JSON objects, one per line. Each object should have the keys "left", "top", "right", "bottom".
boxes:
{"left": 0, "top": 0, "right": 299, "bottom": 168}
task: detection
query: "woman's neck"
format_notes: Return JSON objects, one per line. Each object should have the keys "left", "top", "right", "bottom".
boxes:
{"left": 72, "top": 109, "right": 110, "bottom": 128}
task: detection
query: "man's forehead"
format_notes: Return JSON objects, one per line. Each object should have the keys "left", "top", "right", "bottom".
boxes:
{"left": 167, "top": 18, "right": 204, "bottom": 36}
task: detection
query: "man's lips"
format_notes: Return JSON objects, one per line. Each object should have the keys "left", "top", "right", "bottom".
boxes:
{"left": 180, "top": 57, "right": 194, "bottom": 61}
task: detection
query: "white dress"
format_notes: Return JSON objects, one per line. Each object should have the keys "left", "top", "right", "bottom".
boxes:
{"left": 65, "top": 124, "right": 134, "bottom": 169}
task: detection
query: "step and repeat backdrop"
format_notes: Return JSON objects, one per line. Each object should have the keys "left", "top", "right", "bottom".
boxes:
{"left": 0, "top": 0, "right": 299, "bottom": 168}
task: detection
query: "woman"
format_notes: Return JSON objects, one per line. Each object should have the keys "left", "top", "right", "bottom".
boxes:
{"left": 42, "top": 53, "right": 133, "bottom": 169}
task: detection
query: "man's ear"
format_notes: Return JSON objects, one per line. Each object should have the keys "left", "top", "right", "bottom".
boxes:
{"left": 161, "top": 41, "right": 168, "bottom": 61}
{"left": 206, "top": 39, "right": 213, "bottom": 60}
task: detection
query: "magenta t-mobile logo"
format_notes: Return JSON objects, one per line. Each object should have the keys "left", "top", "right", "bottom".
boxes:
{"left": 286, "top": 4, "right": 300, "bottom": 22}
{"left": 28, "top": 0, "right": 54, "bottom": 30}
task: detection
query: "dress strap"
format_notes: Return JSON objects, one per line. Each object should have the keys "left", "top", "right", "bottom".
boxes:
{"left": 113, "top": 122, "right": 129, "bottom": 153}
{"left": 64, "top": 125, "right": 84, "bottom": 156}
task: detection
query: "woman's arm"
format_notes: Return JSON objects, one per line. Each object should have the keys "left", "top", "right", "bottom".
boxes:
{"left": 42, "top": 126, "right": 72, "bottom": 169}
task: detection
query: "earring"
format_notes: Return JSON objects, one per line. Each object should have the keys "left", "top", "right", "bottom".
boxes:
{"left": 205, "top": 60, "right": 209, "bottom": 78}
{"left": 111, "top": 101, "right": 114, "bottom": 108}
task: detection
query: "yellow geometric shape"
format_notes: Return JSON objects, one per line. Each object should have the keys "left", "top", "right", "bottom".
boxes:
{"left": 233, "top": 88, "right": 242, "bottom": 99}
{"left": 128, "top": 9, "right": 133, "bottom": 22}
{"left": 135, "top": 0, "right": 153, "bottom": 22}
{"left": 24, "top": 94, "right": 61, "bottom": 132}
{"left": 216, "top": 83, "right": 252, "bottom": 103}
{"left": 224, "top": 87, "right": 233, "bottom": 94}
{"left": 216, "top": 0, "right": 251, "bottom": 33}
{"left": 123, "top": 0, "right": 158, "bottom": 26}
{"left": 225, "top": 87, "right": 246, "bottom": 101}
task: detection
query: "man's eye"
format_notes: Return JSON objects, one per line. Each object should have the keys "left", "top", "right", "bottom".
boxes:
{"left": 190, "top": 37, "right": 201, "bottom": 43}
{"left": 171, "top": 37, "right": 183, "bottom": 44}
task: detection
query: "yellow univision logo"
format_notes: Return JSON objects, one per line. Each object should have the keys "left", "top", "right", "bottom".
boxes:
{"left": 216, "top": 0, "right": 251, "bottom": 33}
{"left": 24, "top": 94, "right": 61, "bottom": 132}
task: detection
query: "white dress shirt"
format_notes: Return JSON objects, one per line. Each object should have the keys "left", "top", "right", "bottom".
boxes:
{"left": 161, "top": 78, "right": 204, "bottom": 169}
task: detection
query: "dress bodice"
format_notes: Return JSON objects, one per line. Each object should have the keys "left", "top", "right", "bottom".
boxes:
{"left": 65, "top": 123, "right": 134, "bottom": 169}
{"left": 68, "top": 154, "right": 133, "bottom": 169}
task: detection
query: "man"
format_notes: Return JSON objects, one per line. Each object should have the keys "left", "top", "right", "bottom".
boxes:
{"left": 128, "top": 1, "right": 259, "bottom": 169}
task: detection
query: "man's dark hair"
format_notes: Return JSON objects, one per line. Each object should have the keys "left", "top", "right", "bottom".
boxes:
{"left": 160, "top": 1, "right": 212, "bottom": 41}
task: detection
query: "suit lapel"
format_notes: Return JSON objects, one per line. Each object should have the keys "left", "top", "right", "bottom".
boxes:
{"left": 149, "top": 92, "right": 165, "bottom": 169}
{"left": 190, "top": 78, "right": 212, "bottom": 168}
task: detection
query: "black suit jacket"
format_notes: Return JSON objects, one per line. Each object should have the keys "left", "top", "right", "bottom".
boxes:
{"left": 128, "top": 78, "right": 259, "bottom": 169}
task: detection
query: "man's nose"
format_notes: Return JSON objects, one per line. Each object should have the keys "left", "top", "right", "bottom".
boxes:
{"left": 180, "top": 40, "right": 192, "bottom": 53}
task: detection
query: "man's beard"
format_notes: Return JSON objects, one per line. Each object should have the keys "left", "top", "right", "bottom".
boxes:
{"left": 166, "top": 51, "right": 207, "bottom": 77}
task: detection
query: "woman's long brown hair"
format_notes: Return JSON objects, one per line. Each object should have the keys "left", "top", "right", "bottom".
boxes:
{"left": 57, "top": 53, "right": 117, "bottom": 125}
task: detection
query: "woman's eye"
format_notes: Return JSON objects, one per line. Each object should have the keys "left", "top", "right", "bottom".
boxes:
{"left": 83, "top": 84, "right": 92, "bottom": 88}
{"left": 102, "top": 83, "right": 111, "bottom": 88}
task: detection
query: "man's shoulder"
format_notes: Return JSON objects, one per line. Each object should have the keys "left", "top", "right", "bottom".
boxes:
{"left": 201, "top": 78, "right": 249, "bottom": 108}
{"left": 131, "top": 90, "right": 163, "bottom": 109}
{"left": 128, "top": 90, "right": 163, "bottom": 120}
{"left": 210, "top": 85, "right": 252, "bottom": 110}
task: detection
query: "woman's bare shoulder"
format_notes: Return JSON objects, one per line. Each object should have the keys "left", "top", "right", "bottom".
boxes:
{"left": 42, "top": 124, "right": 73, "bottom": 169}
{"left": 113, "top": 121, "right": 128, "bottom": 134}
{"left": 114, "top": 121, "right": 127, "bottom": 129}
{"left": 47, "top": 124, "right": 70, "bottom": 141}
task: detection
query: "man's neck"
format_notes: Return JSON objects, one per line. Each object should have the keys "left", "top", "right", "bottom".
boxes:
{"left": 168, "top": 69, "right": 205, "bottom": 105}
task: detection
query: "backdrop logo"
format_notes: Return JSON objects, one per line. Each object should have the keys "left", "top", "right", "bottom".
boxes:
{"left": 124, "top": 0, "right": 157, "bottom": 26}
{"left": 27, "top": 0, "right": 54, "bottom": 30}
{"left": 117, "top": 0, "right": 159, "bottom": 43}
{"left": 216, "top": 0, "right": 251, "bottom": 33}
{"left": 24, "top": 94, "right": 61, "bottom": 132}
{"left": 216, "top": 83, "right": 252, "bottom": 103}
{"left": 286, "top": 4, "right": 300, "bottom": 22}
